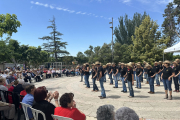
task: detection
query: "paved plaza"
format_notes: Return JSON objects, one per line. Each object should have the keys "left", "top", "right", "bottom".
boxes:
{"left": 34, "top": 76, "right": 180, "bottom": 120}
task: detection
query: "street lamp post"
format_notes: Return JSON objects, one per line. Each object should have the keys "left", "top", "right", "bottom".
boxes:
{"left": 109, "top": 17, "right": 113, "bottom": 62}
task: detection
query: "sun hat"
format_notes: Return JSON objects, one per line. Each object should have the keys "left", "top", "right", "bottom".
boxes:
{"left": 95, "top": 61, "right": 100, "bottom": 65}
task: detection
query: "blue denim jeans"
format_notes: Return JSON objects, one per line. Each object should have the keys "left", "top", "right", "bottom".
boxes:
{"left": 128, "top": 80, "right": 134, "bottom": 97}
{"left": 109, "top": 73, "right": 113, "bottom": 84}
{"left": 104, "top": 73, "right": 106, "bottom": 82}
{"left": 113, "top": 74, "right": 118, "bottom": 88}
{"left": 133, "top": 71, "right": 136, "bottom": 80}
{"left": 136, "top": 76, "right": 141, "bottom": 88}
{"left": 99, "top": 77, "right": 106, "bottom": 97}
{"left": 173, "top": 77, "right": 179, "bottom": 91}
{"left": 155, "top": 74, "right": 160, "bottom": 85}
{"left": 178, "top": 75, "right": 180, "bottom": 84}
{"left": 81, "top": 73, "right": 83, "bottom": 81}
{"left": 159, "top": 72, "right": 162, "bottom": 81}
{"left": 92, "top": 78, "right": 98, "bottom": 91}
{"left": 149, "top": 77, "right": 155, "bottom": 92}
{"left": 121, "top": 77, "right": 127, "bottom": 92}
{"left": 84, "top": 75, "right": 86, "bottom": 84}
{"left": 140, "top": 75, "right": 143, "bottom": 82}
{"left": 85, "top": 75, "right": 90, "bottom": 88}
{"left": 163, "top": 79, "right": 172, "bottom": 91}
{"left": 146, "top": 74, "right": 149, "bottom": 82}
{"left": 117, "top": 73, "right": 121, "bottom": 80}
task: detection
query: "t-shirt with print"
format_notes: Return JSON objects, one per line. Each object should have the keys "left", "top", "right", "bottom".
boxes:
{"left": 162, "top": 67, "right": 173, "bottom": 79}
{"left": 126, "top": 69, "right": 133, "bottom": 81}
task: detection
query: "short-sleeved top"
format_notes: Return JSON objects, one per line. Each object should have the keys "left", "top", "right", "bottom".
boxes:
{"left": 54, "top": 107, "right": 86, "bottom": 120}
{"left": 103, "top": 68, "right": 106, "bottom": 73}
{"left": 136, "top": 68, "right": 142, "bottom": 76}
{"left": 108, "top": 66, "right": 112, "bottom": 73}
{"left": 162, "top": 67, "right": 173, "bottom": 79}
{"left": 112, "top": 66, "right": 118, "bottom": 74}
{"left": 120, "top": 67, "right": 126, "bottom": 77}
{"left": 92, "top": 68, "right": 97, "bottom": 78}
{"left": 84, "top": 65, "right": 89, "bottom": 75}
{"left": 32, "top": 100, "right": 55, "bottom": 120}
{"left": 98, "top": 66, "right": 104, "bottom": 77}
{"left": 173, "top": 66, "right": 179, "bottom": 75}
{"left": 159, "top": 65, "right": 163, "bottom": 70}
{"left": 118, "top": 66, "right": 121, "bottom": 73}
{"left": 147, "top": 68, "right": 155, "bottom": 78}
{"left": 126, "top": 69, "right": 133, "bottom": 81}
{"left": 153, "top": 66, "right": 159, "bottom": 73}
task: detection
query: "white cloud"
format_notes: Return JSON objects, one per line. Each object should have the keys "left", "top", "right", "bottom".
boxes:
{"left": 88, "top": 13, "right": 92, "bottom": 15}
{"left": 156, "top": 0, "right": 173, "bottom": 4}
{"left": 63, "top": 8, "right": 68, "bottom": 11}
{"left": 100, "top": 16, "right": 103, "bottom": 18}
{"left": 35, "top": 2, "right": 39, "bottom": 5}
{"left": 31, "top": 1, "right": 34, "bottom": 4}
{"left": 69, "top": 10, "right": 75, "bottom": 13}
{"left": 56, "top": 7, "right": 62, "bottom": 10}
{"left": 122, "top": 0, "right": 131, "bottom": 3}
{"left": 76, "top": 11, "right": 81, "bottom": 14}
{"left": 50, "top": 5, "right": 54, "bottom": 9}
{"left": 81, "top": 12, "right": 86, "bottom": 15}
{"left": 44, "top": 4, "right": 48, "bottom": 7}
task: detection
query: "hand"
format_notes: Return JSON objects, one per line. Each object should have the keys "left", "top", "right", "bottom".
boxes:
{"left": 46, "top": 92, "right": 52, "bottom": 99}
{"left": 161, "top": 77, "right": 162, "bottom": 80}
{"left": 72, "top": 100, "right": 76, "bottom": 108}
{"left": 168, "top": 77, "right": 171, "bottom": 81}
{"left": 53, "top": 91, "right": 59, "bottom": 99}
{"left": 132, "top": 81, "right": 134, "bottom": 85}
{"left": 151, "top": 76, "right": 153, "bottom": 78}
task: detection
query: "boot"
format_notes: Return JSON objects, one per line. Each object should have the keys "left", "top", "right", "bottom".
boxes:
{"left": 168, "top": 95, "right": 172, "bottom": 100}
{"left": 164, "top": 94, "right": 168, "bottom": 99}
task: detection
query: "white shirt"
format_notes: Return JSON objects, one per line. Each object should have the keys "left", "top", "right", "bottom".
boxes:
{"left": 1, "top": 74, "right": 7, "bottom": 78}
{"left": 52, "top": 70, "right": 56, "bottom": 73}
{"left": 56, "top": 70, "right": 60, "bottom": 73}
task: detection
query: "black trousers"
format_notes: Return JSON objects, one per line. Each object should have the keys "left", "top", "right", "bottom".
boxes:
{"left": 35, "top": 76, "right": 41, "bottom": 82}
{"left": 173, "top": 77, "right": 179, "bottom": 91}
{"left": 24, "top": 76, "right": 31, "bottom": 83}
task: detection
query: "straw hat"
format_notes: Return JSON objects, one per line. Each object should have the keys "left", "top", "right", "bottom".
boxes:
{"left": 119, "top": 62, "right": 121, "bottom": 64}
{"left": 95, "top": 61, "right": 100, "bottom": 65}
{"left": 173, "top": 61, "right": 178, "bottom": 65}
{"left": 146, "top": 64, "right": 152, "bottom": 68}
{"left": 112, "top": 62, "right": 116, "bottom": 65}
{"left": 175, "top": 59, "right": 179, "bottom": 62}
{"left": 163, "top": 60, "right": 170, "bottom": 64}
{"left": 136, "top": 64, "right": 141, "bottom": 67}
{"left": 137, "top": 62, "right": 141, "bottom": 64}
{"left": 127, "top": 63, "right": 132, "bottom": 68}
{"left": 91, "top": 63, "right": 95, "bottom": 66}
{"left": 159, "top": 61, "right": 162, "bottom": 64}
{"left": 85, "top": 63, "right": 89, "bottom": 65}
{"left": 121, "top": 63, "right": 125, "bottom": 66}
{"left": 154, "top": 61, "right": 158, "bottom": 64}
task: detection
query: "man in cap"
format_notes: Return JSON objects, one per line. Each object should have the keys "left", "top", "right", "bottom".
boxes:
{"left": 95, "top": 61, "right": 106, "bottom": 99}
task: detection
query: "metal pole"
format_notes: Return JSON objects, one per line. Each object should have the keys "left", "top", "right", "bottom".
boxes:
{"left": 112, "top": 17, "right": 113, "bottom": 62}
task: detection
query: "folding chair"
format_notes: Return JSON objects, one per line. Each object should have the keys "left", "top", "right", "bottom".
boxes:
{"left": 51, "top": 114, "right": 73, "bottom": 120}
{"left": 30, "top": 107, "right": 46, "bottom": 120}
{"left": 20, "top": 102, "right": 31, "bottom": 120}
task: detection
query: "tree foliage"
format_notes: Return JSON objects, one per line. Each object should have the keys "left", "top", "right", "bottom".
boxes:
{"left": 0, "top": 13, "right": 21, "bottom": 37}
{"left": 39, "top": 16, "right": 69, "bottom": 62}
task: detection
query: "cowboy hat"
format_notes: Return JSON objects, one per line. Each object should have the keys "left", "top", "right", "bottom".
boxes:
{"left": 121, "top": 63, "right": 125, "bottom": 66}
{"left": 154, "top": 61, "right": 158, "bottom": 64}
{"left": 163, "top": 60, "right": 170, "bottom": 64}
{"left": 127, "top": 63, "right": 132, "bottom": 68}
{"left": 136, "top": 64, "right": 141, "bottom": 67}
{"left": 95, "top": 61, "right": 100, "bottom": 65}
{"left": 173, "top": 61, "right": 178, "bottom": 65}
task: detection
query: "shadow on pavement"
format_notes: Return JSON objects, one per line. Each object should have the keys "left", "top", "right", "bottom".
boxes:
{"left": 135, "top": 95, "right": 150, "bottom": 98}
{"left": 155, "top": 92, "right": 164, "bottom": 94}
{"left": 107, "top": 95, "right": 121, "bottom": 99}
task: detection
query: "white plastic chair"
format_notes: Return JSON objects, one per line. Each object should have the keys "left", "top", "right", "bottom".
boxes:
{"left": 20, "top": 102, "right": 31, "bottom": 120}
{"left": 30, "top": 107, "right": 46, "bottom": 120}
{"left": 51, "top": 114, "right": 73, "bottom": 120}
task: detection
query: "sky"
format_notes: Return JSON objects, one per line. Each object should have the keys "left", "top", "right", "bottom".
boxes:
{"left": 0, "top": 0, "right": 175, "bottom": 56}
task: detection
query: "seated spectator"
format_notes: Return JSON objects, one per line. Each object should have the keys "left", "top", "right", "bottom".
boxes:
{"left": 7, "top": 72, "right": 15, "bottom": 84}
{"left": 22, "top": 84, "right": 36, "bottom": 120}
{"left": 54, "top": 93, "right": 86, "bottom": 120}
{"left": 96, "top": 105, "right": 115, "bottom": 120}
{"left": 8, "top": 80, "right": 19, "bottom": 104}
{"left": 0, "top": 101, "right": 15, "bottom": 120}
{"left": 20, "top": 83, "right": 30, "bottom": 97}
{"left": 13, "top": 80, "right": 24, "bottom": 94}
{"left": 47, "top": 69, "right": 52, "bottom": 78}
{"left": 0, "top": 77, "right": 8, "bottom": 91}
{"left": 32, "top": 87, "right": 59, "bottom": 120}
{"left": 22, "top": 70, "right": 31, "bottom": 83}
{"left": 115, "top": 107, "right": 139, "bottom": 120}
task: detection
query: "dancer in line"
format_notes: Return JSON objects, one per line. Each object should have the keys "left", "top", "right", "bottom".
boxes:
{"left": 172, "top": 61, "right": 180, "bottom": 92}
{"left": 120, "top": 63, "right": 127, "bottom": 93}
{"left": 146, "top": 64, "right": 155, "bottom": 94}
{"left": 91, "top": 64, "right": 99, "bottom": 92}
{"left": 108, "top": 63, "right": 113, "bottom": 85}
{"left": 95, "top": 61, "right": 106, "bottom": 99}
{"left": 112, "top": 63, "right": 119, "bottom": 88}
{"left": 135, "top": 64, "right": 143, "bottom": 89}
{"left": 83, "top": 63, "right": 90, "bottom": 88}
{"left": 161, "top": 60, "right": 174, "bottom": 100}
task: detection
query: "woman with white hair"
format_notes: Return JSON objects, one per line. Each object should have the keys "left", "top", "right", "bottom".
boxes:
{"left": 96, "top": 104, "right": 115, "bottom": 120}
{"left": 115, "top": 107, "right": 139, "bottom": 120}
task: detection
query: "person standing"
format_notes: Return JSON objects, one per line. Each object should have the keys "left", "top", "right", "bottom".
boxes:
{"left": 91, "top": 64, "right": 99, "bottom": 92}
{"left": 78, "top": 66, "right": 83, "bottom": 82}
{"left": 83, "top": 63, "right": 90, "bottom": 88}
{"left": 153, "top": 62, "right": 161, "bottom": 86}
{"left": 135, "top": 64, "right": 143, "bottom": 89}
{"left": 159, "top": 61, "right": 163, "bottom": 82}
{"left": 120, "top": 63, "right": 127, "bottom": 93}
{"left": 108, "top": 63, "right": 113, "bottom": 85}
{"left": 96, "top": 61, "right": 106, "bottom": 99}
{"left": 132, "top": 62, "right": 136, "bottom": 81}
{"left": 161, "top": 60, "right": 175, "bottom": 100}
{"left": 125, "top": 63, "right": 134, "bottom": 98}
{"left": 112, "top": 63, "right": 119, "bottom": 88}
{"left": 117, "top": 62, "right": 121, "bottom": 81}
{"left": 103, "top": 65, "right": 107, "bottom": 82}
{"left": 172, "top": 61, "right": 180, "bottom": 92}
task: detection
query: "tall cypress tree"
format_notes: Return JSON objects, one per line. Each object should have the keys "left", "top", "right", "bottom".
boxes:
{"left": 39, "top": 16, "right": 69, "bottom": 62}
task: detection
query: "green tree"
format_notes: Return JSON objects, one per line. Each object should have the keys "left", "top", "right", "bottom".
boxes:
{"left": 99, "top": 43, "right": 112, "bottom": 64}
{"left": 76, "top": 52, "right": 88, "bottom": 64}
{"left": 39, "top": 16, "right": 69, "bottom": 62}
{"left": 131, "top": 16, "right": 170, "bottom": 64}
{"left": 0, "top": 13, "right": 21, "bottom": 37}
{"left": 114, "top": 12, "right": 147, "bottom": 45}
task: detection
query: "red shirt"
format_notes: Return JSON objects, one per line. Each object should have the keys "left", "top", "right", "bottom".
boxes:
{"left": 8, "top": 86, "right": 14, "bottom": 104}
{"left": 54, "top": 107, "right": 85, "bottom": 120}
{"left": 20, "top": 90, "right": 27, "bottom": 97}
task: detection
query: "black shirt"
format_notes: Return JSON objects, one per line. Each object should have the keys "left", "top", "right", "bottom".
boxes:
{"left": 136, "top": 68, "right": 142, "bottom": 76}
{"left": 153, "top": 66, "right": 160, "bottom": 73}
{"left": 32, "top": 100, "right": 55, "bottom": 120}
{"left": 92, "top": 68, "right": 97, "bottom": 78}
{"left": 120, "top": 67, "right": 126, "bottom": 77}
{"left": 84, "top": 65, "right": 89, "bottom": 75}
{"left": 118, "top": 66, "right": 121, "bottom": 73}
{"left": 108, "top": 66, "right": 112, "bottom": 73}
{"left": 159, "top": 65, "right": 163, "bottom": 70}
{"left": 98, "top": 66, "right": 104, "bottom": 78}
{"left": 147, "top": 68, "right": 155, "bottom": 78}
{"left": 112, "top": 66, "right": 118, "bottom": 74}
{"left": 162, "top": 67, "right": 173, "bottom": 79}
{"left": 13, "top": 84, "right": 24, "bottom": 94}
{"left": 103, "top": 68, "right": 106, "bottom": 74}
{"left": 173, "top": 66, "right": 179, "bottom": 75}
{"left": 126, "top": 69, "right": 133, "bottom": 81}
